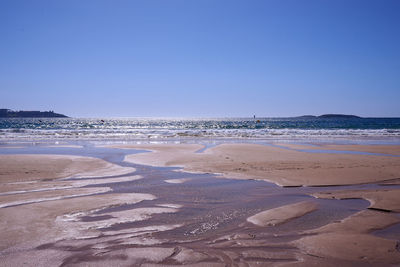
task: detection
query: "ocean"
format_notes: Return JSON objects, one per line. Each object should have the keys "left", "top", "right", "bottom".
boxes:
{"left": 1, "top": 117, "right": 400, "bottom": 143}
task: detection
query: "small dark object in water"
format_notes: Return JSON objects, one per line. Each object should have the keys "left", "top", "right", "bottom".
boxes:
{"left": 256, "top": 120, "right": 260, "bottom": 123}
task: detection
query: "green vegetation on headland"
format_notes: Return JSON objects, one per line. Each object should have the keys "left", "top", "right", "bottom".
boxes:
{"left": 296, "top": 114, "right": 361, "bottom": 119}
{"left": 0, "top": 109, "right": 68, "bottom": 118}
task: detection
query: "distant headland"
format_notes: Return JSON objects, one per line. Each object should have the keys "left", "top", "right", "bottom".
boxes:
{"left": 296, "top": 114, "right": 361, "bottom": 119}
{"left": 0, "top": 109, "right": 68, "bottom": 118}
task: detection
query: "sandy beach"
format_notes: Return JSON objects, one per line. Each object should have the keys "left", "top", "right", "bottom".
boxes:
{"left": 0, "top": 142, "right": 400, "bottom": 266}
{"left": 3, "top": 0, "right": 400, "bottom": 264}
{"left": 121, "top": 143, "right": 400, "bottom": 186}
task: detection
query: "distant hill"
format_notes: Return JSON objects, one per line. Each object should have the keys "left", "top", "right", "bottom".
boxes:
{"left": 0, "top": 109, "right": 68, "bottom": 118}
{"left": 295, "top": 114, "right": 362, "bottom": 119}
{"left": 318, "top": 114, "right": 361, "bottom": 119}
{"left": 295, "top": 115, "right": 318, "bottom": 119}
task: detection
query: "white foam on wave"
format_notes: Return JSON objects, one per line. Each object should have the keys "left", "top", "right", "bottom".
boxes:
{"left": 1, "top": 128, "right": 400, "bottom": 140}
{"left": 1, "top": 118, "right": 399, "bottom": 141}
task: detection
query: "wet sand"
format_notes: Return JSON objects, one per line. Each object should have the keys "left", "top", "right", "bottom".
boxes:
{"left": 0, "top": 142, "right": 400, "bottom": 266}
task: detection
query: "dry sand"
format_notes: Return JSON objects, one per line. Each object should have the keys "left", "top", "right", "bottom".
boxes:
{"left": 279, "top": 143, "right": 400, "bottom": 156}
{"left": 0, "top": 154, "right": 135, "bottom": 182}
{"left": 120, "top": 143, "right": 400, "bottom": 186}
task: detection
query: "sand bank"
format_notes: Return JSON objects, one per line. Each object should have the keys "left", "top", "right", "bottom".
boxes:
{"left": 0, "top": 154, "right": 135, "bottom": 183}
{"left": 293, "top": 209, "right": 400, "bottom": 265}
{"left": 112, "top": 144, "right": 203, "bottom": 167}
{"left": 120, "top": 143, "right": 400, "bottom": 186}
{"left": 0, "top": 175, "right": 141, "bottom": 196}
{"left": 0, "top": 187, "right": 111, "bottom": 208}
{"left": 247, "top": 201, "right": 318, "bottom": 227}
{"left": 0, "top": 154, "right": 139, "bottom": 207}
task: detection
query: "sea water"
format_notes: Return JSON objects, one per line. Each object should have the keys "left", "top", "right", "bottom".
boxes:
{"left": 0, "top": 117, "right": 399, "bottom": 143}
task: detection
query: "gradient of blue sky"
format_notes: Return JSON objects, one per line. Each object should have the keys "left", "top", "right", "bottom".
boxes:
{"left": 1, "top": 0, "right": 399, "bottom": 117}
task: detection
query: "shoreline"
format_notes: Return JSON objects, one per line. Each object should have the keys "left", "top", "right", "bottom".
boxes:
{"left": 2, "top": 136, "right": 400, "bottom": 145}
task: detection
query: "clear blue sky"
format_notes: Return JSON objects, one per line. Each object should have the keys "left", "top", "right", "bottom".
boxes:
{"left": 1, "top": 0, "right": 399, "bottom": 118}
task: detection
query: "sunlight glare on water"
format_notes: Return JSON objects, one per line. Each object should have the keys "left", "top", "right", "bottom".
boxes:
{"left": 0, "top": 117, "right": 399, "bottom": 142}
